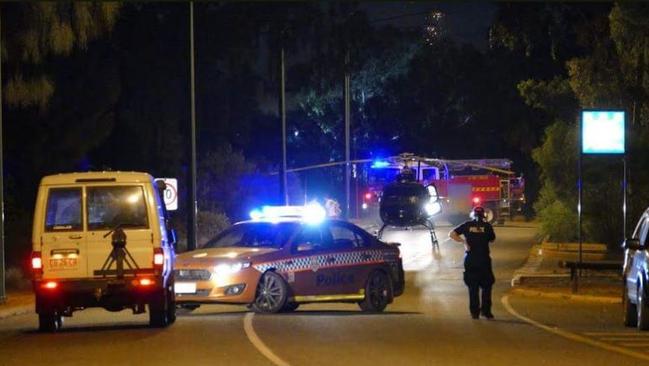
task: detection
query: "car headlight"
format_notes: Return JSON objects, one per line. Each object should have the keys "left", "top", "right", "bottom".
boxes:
{"left": 425, "top": 201, "right": 442, "bottom": 216}
{"left": 213, "top": 262, "right": 251, "bottom": 276}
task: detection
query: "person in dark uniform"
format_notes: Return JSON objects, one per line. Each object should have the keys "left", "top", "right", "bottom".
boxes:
{"left": 449, "top": 206, "right": 496, "bottom": 319}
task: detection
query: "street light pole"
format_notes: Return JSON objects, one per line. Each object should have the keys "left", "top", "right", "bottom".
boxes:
{"left": 279, "top": 41, "right": 288, "bottom": 206}
{"left": 188, "top": 2, "right": 198, "bottom": 251}
{"left": 344, "top": 48, "right": 351, "bottom": 219}
{"left": 0, "top": 6, "right": 6, "bottom": 303}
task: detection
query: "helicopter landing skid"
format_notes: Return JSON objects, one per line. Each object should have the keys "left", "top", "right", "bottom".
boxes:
{"left": 424, "top": 220, "right": 440, "bottom": 249}
{"left": 377, "top": 222, "right": 439, "bottom": 248}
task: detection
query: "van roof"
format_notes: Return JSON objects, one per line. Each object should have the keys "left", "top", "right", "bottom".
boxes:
{"left": 40, "top": 171, "right": 154, "bottom": 185}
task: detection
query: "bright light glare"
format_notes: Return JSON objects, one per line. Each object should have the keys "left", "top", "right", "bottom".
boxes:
{"left": 425, "top": 201, "right": 442, "bottom": 216}
{"left": 126, "top": 193, "right": 140, "bottom": 204}
{"left": 472, "top": 197, "right": 481, "bottom": 204}
{"left": 43, "top": 281, "right": 58, "bottom": 289}
{"left": 362, "top": 203, "right": 368, "bottom": 210}
{"left": 371, "top": 160, "right": 390, "bottom": 169}
{"left": 303, "top": 202, "right": 326, "bottom": 225}
{"left": 582, "top": 111, "right": 625, "bottom": 154}
{"left": 153, "top": 252, "right": 164, "bottom": 266}
{"left": 213, "top": 262, "right": 249, "bottom": 276}
{"left": 139, "top": 278, "right": 154, "bottom": 286}
{"left": 31, "top": 257, "right": 42, "bottom": 270}
{"left": 249, "top": 204, "right": 326, "bottom": 224}
{"left": 249, "top": 209, "right": 263, "bottom": 220}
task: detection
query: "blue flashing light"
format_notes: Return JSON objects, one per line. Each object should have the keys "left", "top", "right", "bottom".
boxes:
{"left": 249, "top": 209, "right": 264, "bottom": 220}
{"left": 371, "top": 160, "right": 390, "bottom": 169}
{"left": 248, "top": 203, "right": 326, "bottom": 225}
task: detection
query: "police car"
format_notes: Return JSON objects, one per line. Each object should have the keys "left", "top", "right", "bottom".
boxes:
{"left": 174, "top": 204, "right": 405, "bottom": 313}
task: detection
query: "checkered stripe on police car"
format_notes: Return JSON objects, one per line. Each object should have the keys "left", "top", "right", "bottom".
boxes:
{"left": 253, "top": 250, "right": 387, "bottom": 273}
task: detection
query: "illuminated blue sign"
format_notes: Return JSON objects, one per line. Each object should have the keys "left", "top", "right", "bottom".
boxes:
{"left": 581, "top": 110, "right": 625, "bottom": 154}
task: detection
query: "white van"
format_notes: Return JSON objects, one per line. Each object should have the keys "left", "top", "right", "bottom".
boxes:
{"left": 30, "top": 172, "right": 176, "bottom": 331}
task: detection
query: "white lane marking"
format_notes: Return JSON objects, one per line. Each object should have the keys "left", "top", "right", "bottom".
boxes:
{"left": 243, "top": 312, "right": 292, "bottom": 366}
{"left": 501, "top": 295, "right": 649, "bottom": 362}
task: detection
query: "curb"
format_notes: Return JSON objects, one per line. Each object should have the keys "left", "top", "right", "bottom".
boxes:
{"left": 0, "top": 304, "right": 33, "bottom": 320}
{"left": 509, "top": 288, "right": 620, "bottom": 304}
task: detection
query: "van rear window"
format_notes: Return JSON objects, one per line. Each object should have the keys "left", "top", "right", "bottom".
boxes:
{"left": 87, "top": 186, "right": 149, "bottom": 230}
{"left": 45, "top": 188, "right": 82, "bottom": 231}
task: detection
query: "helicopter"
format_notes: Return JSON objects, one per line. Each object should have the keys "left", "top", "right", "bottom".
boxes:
{"left": 377, "top": 165, "right": 442, "bottom": 247}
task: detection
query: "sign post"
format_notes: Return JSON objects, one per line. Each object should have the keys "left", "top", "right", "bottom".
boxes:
{"left": 578, "top": 110, "right": 626, "bottom": 292}
{"left": 159, "top": 178, "right": 178, "bottom": 211}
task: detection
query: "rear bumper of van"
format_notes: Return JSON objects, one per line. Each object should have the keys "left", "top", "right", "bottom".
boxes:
{"left": 33, "top": 277, "right": 165, "bottom": 313}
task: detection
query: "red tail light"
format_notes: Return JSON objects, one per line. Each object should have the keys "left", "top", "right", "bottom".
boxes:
{"left": 364, "top": 193, "right": 372, "bottom": 200}
{"left": 153, "top": 248, "right": 164, "bottom": 267}
{"left": 31, "top": 252, "right": 43, "bottom": 278}
{"left": 139, "top": 278, "right": 154, "bottom": 286}
{"left": 472, "top": 197, "right": 481, "bottom": 204}
{"left": 41, "top": 281, "right": 57, "bottom": 289}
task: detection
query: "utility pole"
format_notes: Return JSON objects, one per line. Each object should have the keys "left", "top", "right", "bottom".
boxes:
{"left": 188, "top": 2, "right": 198, "bottom": 251}
{"left": 0, "top": 6, "right": 6, "bottom": 303}
{"left": 279, "top": 31, "right": 288, "bottom": 205}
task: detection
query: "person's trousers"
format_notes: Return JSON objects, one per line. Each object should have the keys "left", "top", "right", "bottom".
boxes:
{"left": 464, "top": 267, "right": 495, "bottom": 315}
{"left": 467, "top": 283, "right": 492, "bottom": 315}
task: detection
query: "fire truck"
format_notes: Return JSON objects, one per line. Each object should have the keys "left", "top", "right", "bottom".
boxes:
{"left": 361, "top": 154, "right": 525, "bottom": 224}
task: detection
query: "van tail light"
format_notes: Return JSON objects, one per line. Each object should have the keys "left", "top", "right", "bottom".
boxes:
{"left": 31, "top": 251, "right": 43, "bottom": 278}
{"left": 41, "top": 281, "right": 58, "bottom": 290}
{"left": 153, "top": 248, "right": 164, "bottom": 273}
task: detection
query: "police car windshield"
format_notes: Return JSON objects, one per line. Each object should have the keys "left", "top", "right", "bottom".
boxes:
{"left": 383, "top": 185, "right": 427, "bottom": 197}
{"left": 202, "top": 222, "right": 298, "bottom": 249}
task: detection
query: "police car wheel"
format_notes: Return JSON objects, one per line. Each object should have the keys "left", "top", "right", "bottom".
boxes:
{"left": 38, "top": 312, "right": 62, "bottom": 332}
{"left": 166, "top": 285, "right": 176, "bottom": 324}
{"left": 638, "top": 281, "right": 649, "bottom": 331}
{"left": 624, "top": 287, "right": 638, "bottom": 327}
{"left": 252, "top": 271, "right": 288, "bottom": 314}
{"left": 359, "top": 271, "right": 392, "bottom": 313}
{"left": 281, "top": 302, "right": 300, "bottom": 312}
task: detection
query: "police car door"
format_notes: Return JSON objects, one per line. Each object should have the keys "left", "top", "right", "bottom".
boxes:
{"left": 289, "top": 225, "right": 330, "bottom": 297}
{"left": 327, "top": 222, "right": 374, "bottom": 295}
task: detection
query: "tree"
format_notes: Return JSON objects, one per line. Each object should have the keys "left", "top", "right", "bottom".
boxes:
{"left": 3, "top": 3, "right": 121, "bottom": 108}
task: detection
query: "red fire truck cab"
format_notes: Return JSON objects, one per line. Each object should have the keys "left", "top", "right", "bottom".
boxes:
{"left": 362, "top": 154, "right": 525, "bottom": 225}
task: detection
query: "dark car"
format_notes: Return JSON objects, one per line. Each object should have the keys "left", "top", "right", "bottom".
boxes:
{"left": 623, "top": 208, "right": 649, "bottom": 329}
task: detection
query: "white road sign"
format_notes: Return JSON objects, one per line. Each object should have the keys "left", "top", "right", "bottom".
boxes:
{"left": 159, "top": 178, "right": 178, "bottom": 211}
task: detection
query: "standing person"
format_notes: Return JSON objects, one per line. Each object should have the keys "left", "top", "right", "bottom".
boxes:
{"left": 449, "top": 206, "right": 496, "bottom": 319}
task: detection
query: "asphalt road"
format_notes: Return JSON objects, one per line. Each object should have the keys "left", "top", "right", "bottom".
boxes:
{"left": 0, "top": 223, "right": 644, "bottom": 365}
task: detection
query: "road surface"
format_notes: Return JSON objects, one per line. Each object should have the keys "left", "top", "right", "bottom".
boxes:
{"left": 0, "top": 223, "right": 644, "bottom": 365}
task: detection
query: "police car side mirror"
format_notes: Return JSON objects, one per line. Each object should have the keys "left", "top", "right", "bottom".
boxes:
{"left": 623, "top": 238, "right": 643, "bottom": 250}
{"left": 296, "top": 243, "right": 315, "bottom": 252}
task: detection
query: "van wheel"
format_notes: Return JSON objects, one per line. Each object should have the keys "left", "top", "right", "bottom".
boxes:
{"left": 624, "top": 285, "right": 638, "bottom": 327}
{"left": 358, "top": 271, "right": 392, "bottom": 313}
{"left": 38, "top": 312, "right": 62, "bottom": 332}
{"left": 149, "top": 289, "right": 170, "bottom": 328}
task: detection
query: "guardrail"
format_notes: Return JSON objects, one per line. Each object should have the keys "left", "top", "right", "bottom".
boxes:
{"left": 559, "top": 260, "right": 622, "bottom": 293}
